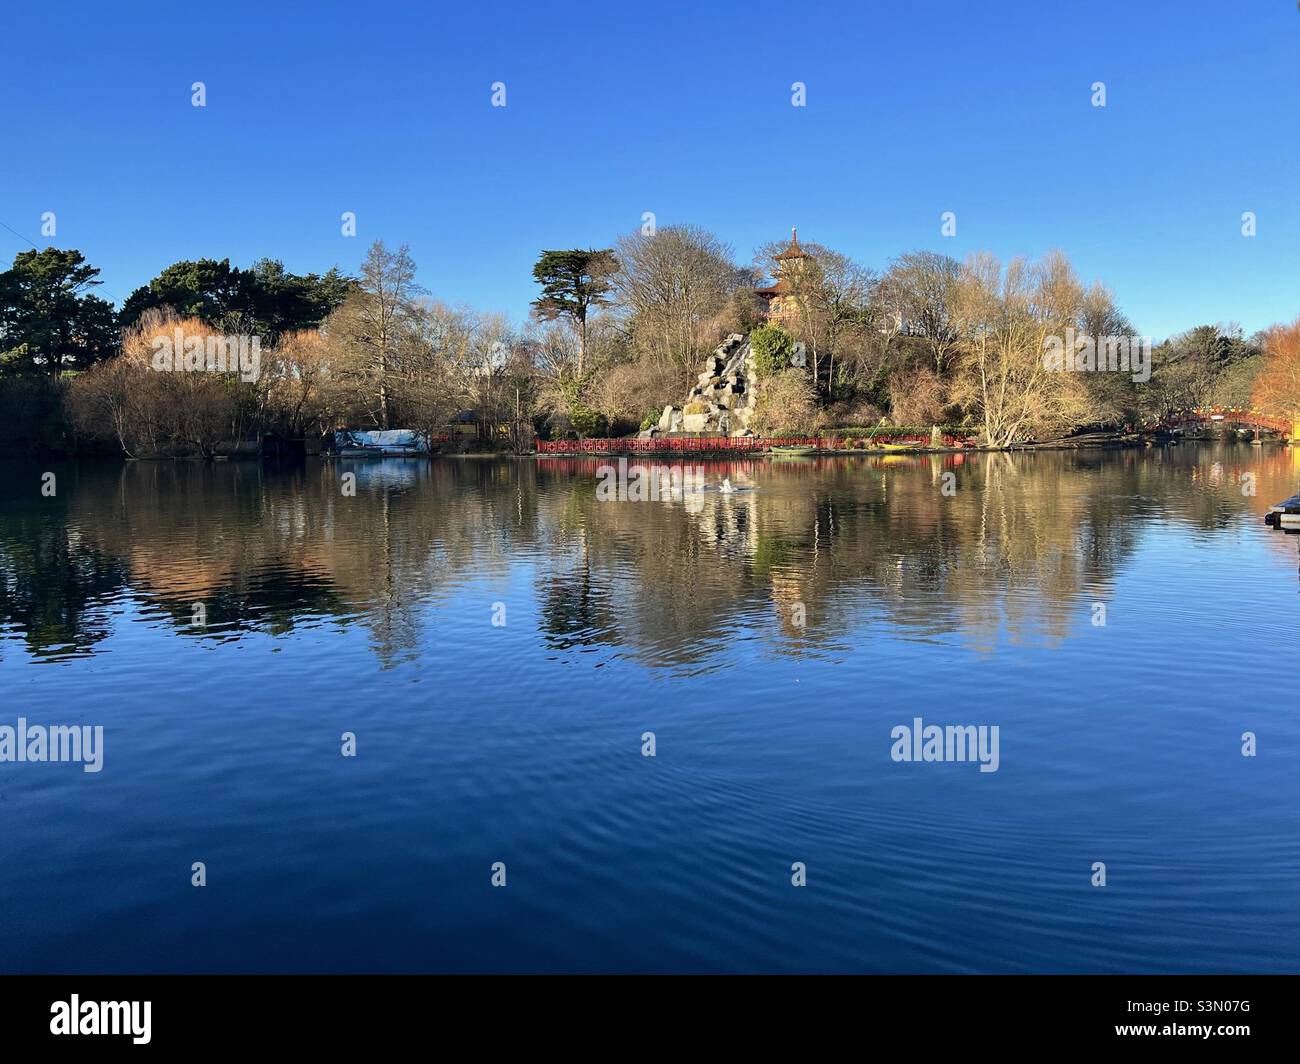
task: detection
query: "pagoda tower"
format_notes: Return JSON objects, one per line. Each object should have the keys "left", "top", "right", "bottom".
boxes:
{"left": 756, "top": 228, "right": 813, "bottom": 324}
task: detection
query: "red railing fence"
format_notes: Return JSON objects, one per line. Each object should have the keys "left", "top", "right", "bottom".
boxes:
{"left": 1154, "top": 407, "right": 1292, "bottom": 434}
{"left": 536, "top": 434, "right": 976, "bottom": 454}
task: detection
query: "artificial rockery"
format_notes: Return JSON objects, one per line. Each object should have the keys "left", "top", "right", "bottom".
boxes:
{"left": 647, "top": 333, "right": 758, "bottom": 438}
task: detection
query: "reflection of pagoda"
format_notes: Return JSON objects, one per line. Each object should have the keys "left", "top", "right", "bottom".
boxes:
{"left": 756, "top": 228, "right": 814, "bottom": 323}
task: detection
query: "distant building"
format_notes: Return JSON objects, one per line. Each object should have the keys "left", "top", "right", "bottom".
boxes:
{"left": 450, "top": 409, "right": 481, "bottom": 441}
{"left": 756, "top": 228, "right": 814, "bottom": 324}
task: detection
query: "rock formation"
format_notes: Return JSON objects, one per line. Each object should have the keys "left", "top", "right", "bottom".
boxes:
{"left": 653, "top": 334, "right": 757, "bottom": 437}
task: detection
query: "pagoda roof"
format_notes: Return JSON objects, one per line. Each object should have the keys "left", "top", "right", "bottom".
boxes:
{"left": 774, "top": 227, "right": 808, "bottom": 261}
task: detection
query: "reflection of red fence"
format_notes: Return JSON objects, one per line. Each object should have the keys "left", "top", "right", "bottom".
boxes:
{"left": 537, "top": 453, "right": 972, "bottom": 476}
{"left": 536, "top": 434, "right": 975, "bottom": 454}
{"left": 1156, "top": 408, "right": 1293, "bottom": 434}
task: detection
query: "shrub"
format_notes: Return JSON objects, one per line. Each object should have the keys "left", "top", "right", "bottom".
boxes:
{"left": 587, "top": 359, "right": 679, "bottom": 431}
{"left": 828, "top": 399, "right": 884, "bottom": 427}
{"left": 749, "top": 323, "right": 795, "bottom": 378}
{"left": 750, "top": 368, "right": 824, "bottom": 435}
{"left": 568, "top": 402, "right": 608, "bottom": 438}
{"left": 887, "top": 366, "right": 949, "bottom": 427}
{"left": 709, "top": 288, "right": 767, "bottom": 339}
{"left": 66, "top": 311, "right": 249, "bottom": 458}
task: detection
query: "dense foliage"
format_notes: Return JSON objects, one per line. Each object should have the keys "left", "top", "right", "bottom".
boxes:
{"left": 119, "top": 257, "right": 354, "bottom": 339}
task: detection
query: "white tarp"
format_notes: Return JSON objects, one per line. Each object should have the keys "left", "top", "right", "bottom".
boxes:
{"left": 333, "top": 430, "right": 428, "bottom": 453}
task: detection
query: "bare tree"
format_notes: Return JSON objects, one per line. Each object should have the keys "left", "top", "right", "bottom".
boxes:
{"left": 327, "top": 241, "right": 425, "bottom": 428}
{"left": 879, "top": 251, "right": 961, "bottom": 376}
{"left": 1251, "top": 318, "right": 1300, "bottom": 415}
{"left": 948, "top": 251, "right": 1096, "bottom": 446}
{"left": 613, "top": 224, "right": 743, "bottom": 382}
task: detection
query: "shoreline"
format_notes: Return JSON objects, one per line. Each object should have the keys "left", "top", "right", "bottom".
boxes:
{"left": 4, "top": 433, "right": 1289, "bottom": 463}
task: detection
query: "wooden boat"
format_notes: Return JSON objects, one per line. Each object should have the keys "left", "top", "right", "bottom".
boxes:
{"left": 871, "top": 442, "right": 919, "bottom": 453}
{"left": 769, "top": 445, "right": 816, "bottom": 457}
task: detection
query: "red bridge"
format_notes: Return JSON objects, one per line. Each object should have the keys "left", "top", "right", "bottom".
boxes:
{"left": 1152, "top": 407, "right": 1295, "bottom": 436}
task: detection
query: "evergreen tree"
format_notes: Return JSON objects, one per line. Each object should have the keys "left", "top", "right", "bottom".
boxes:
{"left": 530, "top": 249, "right": 617, "bottom": 376}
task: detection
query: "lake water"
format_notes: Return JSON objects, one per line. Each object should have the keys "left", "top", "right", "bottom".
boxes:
{"left": 1, "top": 445, "right": 1298, "bottom": 973}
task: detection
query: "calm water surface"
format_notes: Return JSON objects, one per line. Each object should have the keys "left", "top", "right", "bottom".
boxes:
{"left": 1, "top": 445, "right": 1298, "bottom": 973}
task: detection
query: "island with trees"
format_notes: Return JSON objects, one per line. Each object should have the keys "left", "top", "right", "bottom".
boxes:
{"left": 1, "top": 226, "right": 1298, "bottom": 458}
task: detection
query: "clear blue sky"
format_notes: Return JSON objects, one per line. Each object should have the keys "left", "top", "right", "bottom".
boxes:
{"left": 2, "top": 0, "right": 1298, "bottom": 340}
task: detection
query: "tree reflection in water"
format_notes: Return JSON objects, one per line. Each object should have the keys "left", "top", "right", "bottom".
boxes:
{"left": 1, "top": 444, "right": 1297, "bottom": 667}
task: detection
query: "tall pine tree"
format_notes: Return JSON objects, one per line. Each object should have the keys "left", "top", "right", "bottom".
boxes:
{"left": 530, "top": 249, "right": 617, "bottom": 377}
